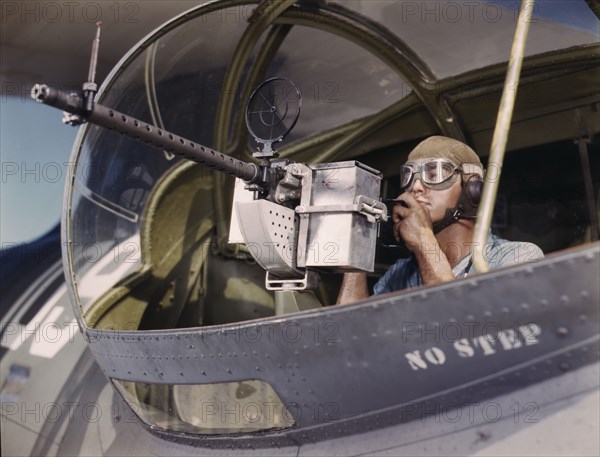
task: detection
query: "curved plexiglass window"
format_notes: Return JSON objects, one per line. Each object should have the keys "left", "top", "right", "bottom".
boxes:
{"left": 343, "top": 0, "right": 600, "bottom": 78}
{"left": 69, "top": 5, "right": 251, "bottom": 314}
{"left": 65, "top": 1, "right": 413, "bottom": 325}
{"left": 263, "top": 25, "right": 410, "bottom": 143}
{"left": 65, "top": 0, "right": 600, "bottom": 328}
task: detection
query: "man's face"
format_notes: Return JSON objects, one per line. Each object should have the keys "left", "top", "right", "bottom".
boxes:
{"left": 404, "top": 159, "right": 462, "bottom": 223}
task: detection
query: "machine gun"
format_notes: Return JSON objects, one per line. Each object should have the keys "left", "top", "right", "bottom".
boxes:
{"left": 31, "top": 23, "right": 387, "bottom": 304}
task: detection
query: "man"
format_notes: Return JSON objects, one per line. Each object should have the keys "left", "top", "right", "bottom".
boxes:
{"left": 337, "top": 136, "right": 543, "bottom": 304}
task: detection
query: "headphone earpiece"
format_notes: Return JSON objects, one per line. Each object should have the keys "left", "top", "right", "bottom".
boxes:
{"left": 464, "top": 175, "right": 483, "bottom": 206}
{"left": 434, "top": 174, "right": 482, "bottom": 233}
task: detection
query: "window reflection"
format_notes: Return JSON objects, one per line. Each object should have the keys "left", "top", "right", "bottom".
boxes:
{"left": 113, "top": 379, "right": 295, "bottom": 434}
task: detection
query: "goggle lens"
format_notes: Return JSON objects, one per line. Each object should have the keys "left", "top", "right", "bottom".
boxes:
{"left": 422, "top": 161, "right": 457, "bottom": 183}
{"left": 401, "top": 160, "right": 460, "bottom": 189}
{"left": 400, "top": 166, "right": 413, "bottom": 189}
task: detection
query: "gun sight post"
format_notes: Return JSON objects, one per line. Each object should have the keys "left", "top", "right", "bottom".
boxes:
{"left": 83, "top": 21, "right": 102, "bottom": 114}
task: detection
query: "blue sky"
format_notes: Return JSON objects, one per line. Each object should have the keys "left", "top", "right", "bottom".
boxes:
{"left": 0, "top": 97, "right": 77, "bottom": 245}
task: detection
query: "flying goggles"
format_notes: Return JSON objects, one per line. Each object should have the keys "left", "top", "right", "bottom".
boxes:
{"left": 401, "top": 159, "right": 483, "bottom": 190}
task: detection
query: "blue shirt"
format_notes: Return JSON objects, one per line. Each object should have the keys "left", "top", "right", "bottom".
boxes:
{"left": 373, "top": 233, "right": 544, "bottom": 295}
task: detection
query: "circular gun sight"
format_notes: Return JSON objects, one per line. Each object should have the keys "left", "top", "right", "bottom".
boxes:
{"left": 245, "top": 78, "right": 302, "bottom": 158}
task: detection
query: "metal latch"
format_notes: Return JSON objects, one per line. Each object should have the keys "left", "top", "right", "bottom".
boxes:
{"left": 354, "top": 195, "right": 388, "bottom": 223}
{"left": 295, "top": 195, "right": 388, "bottom": 224}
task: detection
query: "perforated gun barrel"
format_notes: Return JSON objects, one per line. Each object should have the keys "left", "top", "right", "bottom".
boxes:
{"left": 31, "top": 84, "right": 260, "bottom": 184}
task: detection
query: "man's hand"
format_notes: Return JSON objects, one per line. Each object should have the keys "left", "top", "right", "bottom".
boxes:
{"left": 392, "top": 192, "right": 435, "bottom": 252}
{"left": 392, "top": 192, "right": 454, "bottom": 285}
